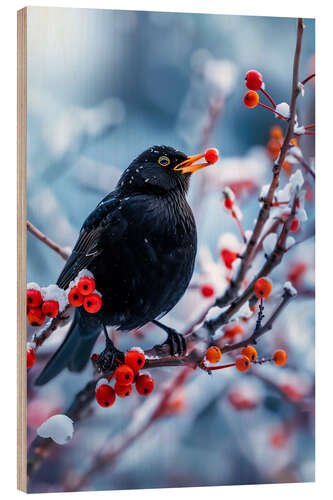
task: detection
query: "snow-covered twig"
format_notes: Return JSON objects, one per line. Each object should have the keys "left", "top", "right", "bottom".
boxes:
{"left": 290, "top": 153, "right": 315, "bottom": 179}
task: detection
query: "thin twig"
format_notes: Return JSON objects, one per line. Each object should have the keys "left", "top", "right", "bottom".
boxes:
{"left": 301, "top": 73, "right": 315, "bottom": 86}
{"left": 32, "top": 305, "right": 72, "bottom": 349}
{"left": 290, "top": 153, "right": 315, "bottom": 179}
{"left": 220, "top": 287, "right": 295, "bottom": 354}
{"left": 27, "top": 220, "right": 70, "bottom": 261}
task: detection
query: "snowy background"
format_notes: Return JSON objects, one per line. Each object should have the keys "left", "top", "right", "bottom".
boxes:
{"left": 26, "top": 7, "right": 315, "bottom": 493}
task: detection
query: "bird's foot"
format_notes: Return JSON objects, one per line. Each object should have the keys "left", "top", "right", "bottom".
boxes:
{"left": 95, "top": 325, "right": 125, "bottom": 373}
{"left": 153, "top": 320, "right": 187, "bottom": 357}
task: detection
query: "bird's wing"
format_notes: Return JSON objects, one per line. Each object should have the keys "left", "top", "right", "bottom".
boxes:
{"left": 57, "top": 195, "right": 122, "bottom": 289}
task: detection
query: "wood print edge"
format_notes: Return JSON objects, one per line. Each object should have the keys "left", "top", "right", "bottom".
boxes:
{"left": 17, "top": 6, "right": 27, "bottom": 493}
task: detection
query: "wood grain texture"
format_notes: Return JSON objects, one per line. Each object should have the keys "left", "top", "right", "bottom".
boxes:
{"left": 17, "top": 7, "right": 27, "bottom": 493}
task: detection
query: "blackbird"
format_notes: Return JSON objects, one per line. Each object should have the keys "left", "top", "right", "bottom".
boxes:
{"left": 35, "top": 145, "right": 217, "bottom": 385}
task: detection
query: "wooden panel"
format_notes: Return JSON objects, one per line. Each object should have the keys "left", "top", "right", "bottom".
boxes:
{"left": 17, "top": 6, "right": 27, "bottom": 493}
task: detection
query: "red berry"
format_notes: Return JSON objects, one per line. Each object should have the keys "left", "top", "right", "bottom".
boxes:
{"left": 287, "top": 262, "right": 307, "bottom": 285}
{"left": 273, "top": 349, "right": 287, "bottom": 367}
{"left": 244, "top": 90, "right": 259, "bottom": 108}
{"left": 125, "top": 350, "right": 146, "bottom": 371}
{"left": 245, "top": 70, "right": 263, "bottom": 91}
{"left": 242, "top": 346, "right": 258, "bottom": 361}
{"left": 83, "top": 293, "right": 102, "bottom": 313}
{"left": 290, "top": 218, "right": 299, "bottom": 232}
{"left": 271, "top": 429, "right": 288, "bottom": 448}
{"left": 27, "top": 288, "right": 42, "bottom": 308}
{"left": 78, "top": 276, "right": 95, "bottom": 296}
{"left": 280, "top": 384, "right": 301, "bottom": 401}
{"left": 235, "top": 355, "right": 251, "bottom": 372}
{"left": 115, "top": 382, "right": 133, "bottom": 398}
{"left": 68, "top": 286, "right": 84, "bottom": 307}
{"left": 95, "top": 384, "right": 116, "bottom": 408}
{"left": 224, "top": 197, "right": 234, "bottom": 210}
{"left": 220, "top": 248, "right": 238, "bottom": 270}
{"left": 27, "top": 307, "right": 45, "bottom": 327}
{"left": 27, "top": 348, "right": 36, "bottom": 369}
{"left": 114, "top": 364, "right": 134, "bottom": 385}
{"left": 200, "top": 284, "right": 214, "bottom": 298}
{"left": 206, "top": 346, "right": 222, "bottom": 364}
{"left": 224, "top": 323, "right": 244, "bottom": 339}
{"left": 254, "top": 277, "right": 272, "bottom": 299}
{"left": 136, "top": 374, "right": 154, "bottom": 396}
{"left": 42, "top": 300, "right": 59, "bottom": 318}
{"left": 205, "top": 148, "right": 219, "bottom": 164}
{"left": 91, "top": 353, "right": 99, "bottom": 361}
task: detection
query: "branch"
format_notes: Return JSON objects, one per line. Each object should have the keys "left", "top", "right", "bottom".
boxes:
{"left": 66, "top": 367, "right": 193, "bottom": 492}
{"left": 27, "top": 220, "right": 70, "bottom": 261}
{"left": 32, "top": 304, "right": 72, "bottom": 349}
{"left": 220, "top": 286, "right": 295, "bottom": 354}
{"left": 215, "top": 18, "right": 304, "bottom": 309}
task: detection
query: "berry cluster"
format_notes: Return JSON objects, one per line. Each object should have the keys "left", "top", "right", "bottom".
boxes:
{"left": 27, "top": 283, "right": 67, "bottom": 327}
{"left": 26, "top": 270, "right": 102, "bottom": 328}
{"left": 243, "top": 69, "right": 315, "bottom": 136}
{"left": 68, "top": 270, "right": 102, "bottom": 313}
{"left": 201, "top": 277, "right": 288, "bottom": 375}
{"left": 203, "top": 343, "right": 287, "bottom": 374}
{"left": 94, "top": 348, "right": 154, "bottom": 408}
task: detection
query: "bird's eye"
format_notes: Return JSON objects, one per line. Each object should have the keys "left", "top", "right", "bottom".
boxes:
{"left": 158, "top": 156, "right": 170, "bottom": 167}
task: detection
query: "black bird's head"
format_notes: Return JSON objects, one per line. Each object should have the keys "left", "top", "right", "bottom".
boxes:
{"left": 117, "top": 145, "right": 219, "bottom": 196}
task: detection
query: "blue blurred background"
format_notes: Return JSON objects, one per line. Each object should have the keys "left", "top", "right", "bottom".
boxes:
{"left": 26, "top": 7, "right": 315, "bottom": 493}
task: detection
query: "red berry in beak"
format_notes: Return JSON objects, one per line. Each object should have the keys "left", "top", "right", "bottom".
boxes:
{"left": 125, "top": 350, "right": 146, "bottom": 371}
{"left": 245, "top": 70, "right": 263, "bottom": 91}
{"left": 204, "top": 148, "right": 219, "bottom": 164}
{"left": 27, "top": 288, "right": 43, "bottom": 308}
{"left": 42, "top": 300, "right": 59, "bottom": 318}
{"left": 115, "top": 382, "right": 133, "bottom": 398}
{"left": 135, "top": 374, "right": 154, "bottom": 396}
{"left": 78, "top": 276, "right": 95, "bottom": 296}
{"left": 27, "top": 347, "right": 36, "bottom": 369}
{"left": 27, "top": 307, "right": 45, "bottom": 327}
{"left": 83, "top": 293, "right": 102, "bottom": 313}
{"left": 68, "top": 286, "right": 84, "bottom": 307}
{"left": 114, "top": 364, "right": 135, "bottom": 385}
{"left": 95, "top": 384, "right": 116, "bottom": 408}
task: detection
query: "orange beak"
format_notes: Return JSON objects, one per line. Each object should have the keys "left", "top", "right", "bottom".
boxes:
{"left": 174, "top": 153, "right": 213, "bottom": 174}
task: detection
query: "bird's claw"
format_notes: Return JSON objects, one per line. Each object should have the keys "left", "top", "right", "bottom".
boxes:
{"left": 164, "top": 328, "right": 187, "bottom": 357}
{"left": 96, "top": 335, "right": 124, "bottom": 373}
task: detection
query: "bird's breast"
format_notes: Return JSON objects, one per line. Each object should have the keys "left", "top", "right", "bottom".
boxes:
{"left": 89, "top": 192, "right": 197, "bottom": 329}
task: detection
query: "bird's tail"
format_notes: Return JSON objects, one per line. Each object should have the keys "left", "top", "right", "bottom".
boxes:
{"left": 34, "top": 310, "right": 100, "bottom": 386}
